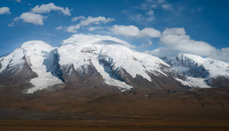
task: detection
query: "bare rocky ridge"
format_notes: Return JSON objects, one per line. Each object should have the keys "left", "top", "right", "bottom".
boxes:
{"left": 0, "top": 61, "right": 38, "bottom": 84}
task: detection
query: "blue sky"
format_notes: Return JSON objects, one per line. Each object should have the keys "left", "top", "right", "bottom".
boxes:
{"left": 0, "top": 0, "right": 229, "bottom": 61}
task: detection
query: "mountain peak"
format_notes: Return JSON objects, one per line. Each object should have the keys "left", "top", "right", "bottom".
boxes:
{"left": 161, "top": 53, "right": 229, "bottom": 88}
{"left": 20, "top": 40, "right": 51, "bottom": 48}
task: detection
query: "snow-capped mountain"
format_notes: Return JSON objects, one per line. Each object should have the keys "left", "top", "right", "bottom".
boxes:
{"left": 161, "top": 54, "right": 229, "bottom": 88}
{"left": 0, "top": 34, "right": 183, "bottom": 94}
{"left": 0, "top": 41, "right": 64, "bottom": 93}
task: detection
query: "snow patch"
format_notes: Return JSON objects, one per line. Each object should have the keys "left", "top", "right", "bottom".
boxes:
{"left": 185, "top": 77, "right": 211, "bottom": 88}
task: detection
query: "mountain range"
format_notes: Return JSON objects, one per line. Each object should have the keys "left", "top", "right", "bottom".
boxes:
{"left": 0, "top": 34, "right": 229, "bottom": 94}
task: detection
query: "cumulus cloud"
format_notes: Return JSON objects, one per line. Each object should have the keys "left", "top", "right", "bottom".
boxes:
{"left": 13, "top": 3, "right": 72, "bottom": 26}
{"left": 110, "top": 25, "right": 161, "bottom": 38}
{"left": 159, "top": 28, "right": 216, "bottom": 56}
{"left": 31, "top": 3, "right": 71, "bottom": 16}
{"left": 110, "top": 25, "right": 140, "bottom": 37}
{"left": 147, "top": 27, "right": 229, "bottom": 62}
{"left": 14, "top": 12, "right": 46, "bottom": 25}
{"left": 66, "top": 16, "right": 114, "bottom": 33}
{"left": 71, "top": 15, "right": 85, "bottom": 22}
{"left": 141, "top": 27, "right": 161, "bottom": 37}
{"left": 0, "top": 7, "right": 11, "bottom": 15}
{"left": 66, "top": 24, "right": 80, "bottom": 33}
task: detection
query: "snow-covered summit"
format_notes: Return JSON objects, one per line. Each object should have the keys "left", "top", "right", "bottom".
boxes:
{"left": 0, "top": 40, "right": 62, "bottom": 93}
{"left": 176, "top": 53, "right": 229, "bottom": 78}
{"left": 161, "top": 53, "right": 229, "bottom": 88}
{"left": 58, "top": 34, "right": 170, "bottom": 91}
{"left": 20, "top": 40, "right": 52, "bottom": 50}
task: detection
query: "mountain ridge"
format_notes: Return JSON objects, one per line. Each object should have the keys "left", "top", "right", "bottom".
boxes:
{"left": 161, "top": 53, "right": 229, "bottom": 88}
{"left": 0, "top": 34, "right": 229, "bottom": 94}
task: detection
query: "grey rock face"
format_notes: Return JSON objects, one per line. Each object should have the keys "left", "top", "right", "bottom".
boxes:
{"left": 0, "top": 62, "right": 38, "bottom": 84}
{"left": 61, "top": 64, "right": 103, "bottom": 88}
{"left": 175, "top": 56, "right": 209, "bottom": 78}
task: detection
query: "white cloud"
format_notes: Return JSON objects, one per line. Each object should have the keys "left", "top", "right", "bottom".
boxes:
{"left": 110, "top": 25, "right": 161, "bottom": 38}
{"left": 162, "top": 4, "right": 173, "bottom": 11}
{"left": 56, "top": 26, "right": 63, "bottom": 30}
{"left": 0, "top": 7, "right": 11, "bottom": 15}
{"left": 14, "top": 12, "right": 46, "bottom": 25}
{"left": 66, "top": 16, "right": 114, "bottom": 33}
{"left": 147, "top": 28, "right": 229, "bottom": 62}
{"left": 71, "top": 15, "right": 85, "bottom": 22}
{"left": 110, "top": 25, "right": 140, "bottom": 37}
{"left": 7, "top": 22, "right": 14, "bottom": 27}
{"left": 31, "top": 3, "right": 71, "bottom": 16}
{"left": 141, "top": 27, "right": 161, "bottom": 37}
{"left": 148, "top": 28, "right": 217, "bottom": 58}
{"left": 80, "top": 16, "right": 114, "bottom": 26}
{"left": 66, "top": 24, "right": 80, "bottom": 33}
{"left": 160, "top": 28, "right": 216, "bottom": 56}
{"left": 209, "top": 48, "right": 229, "bottom": 62}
